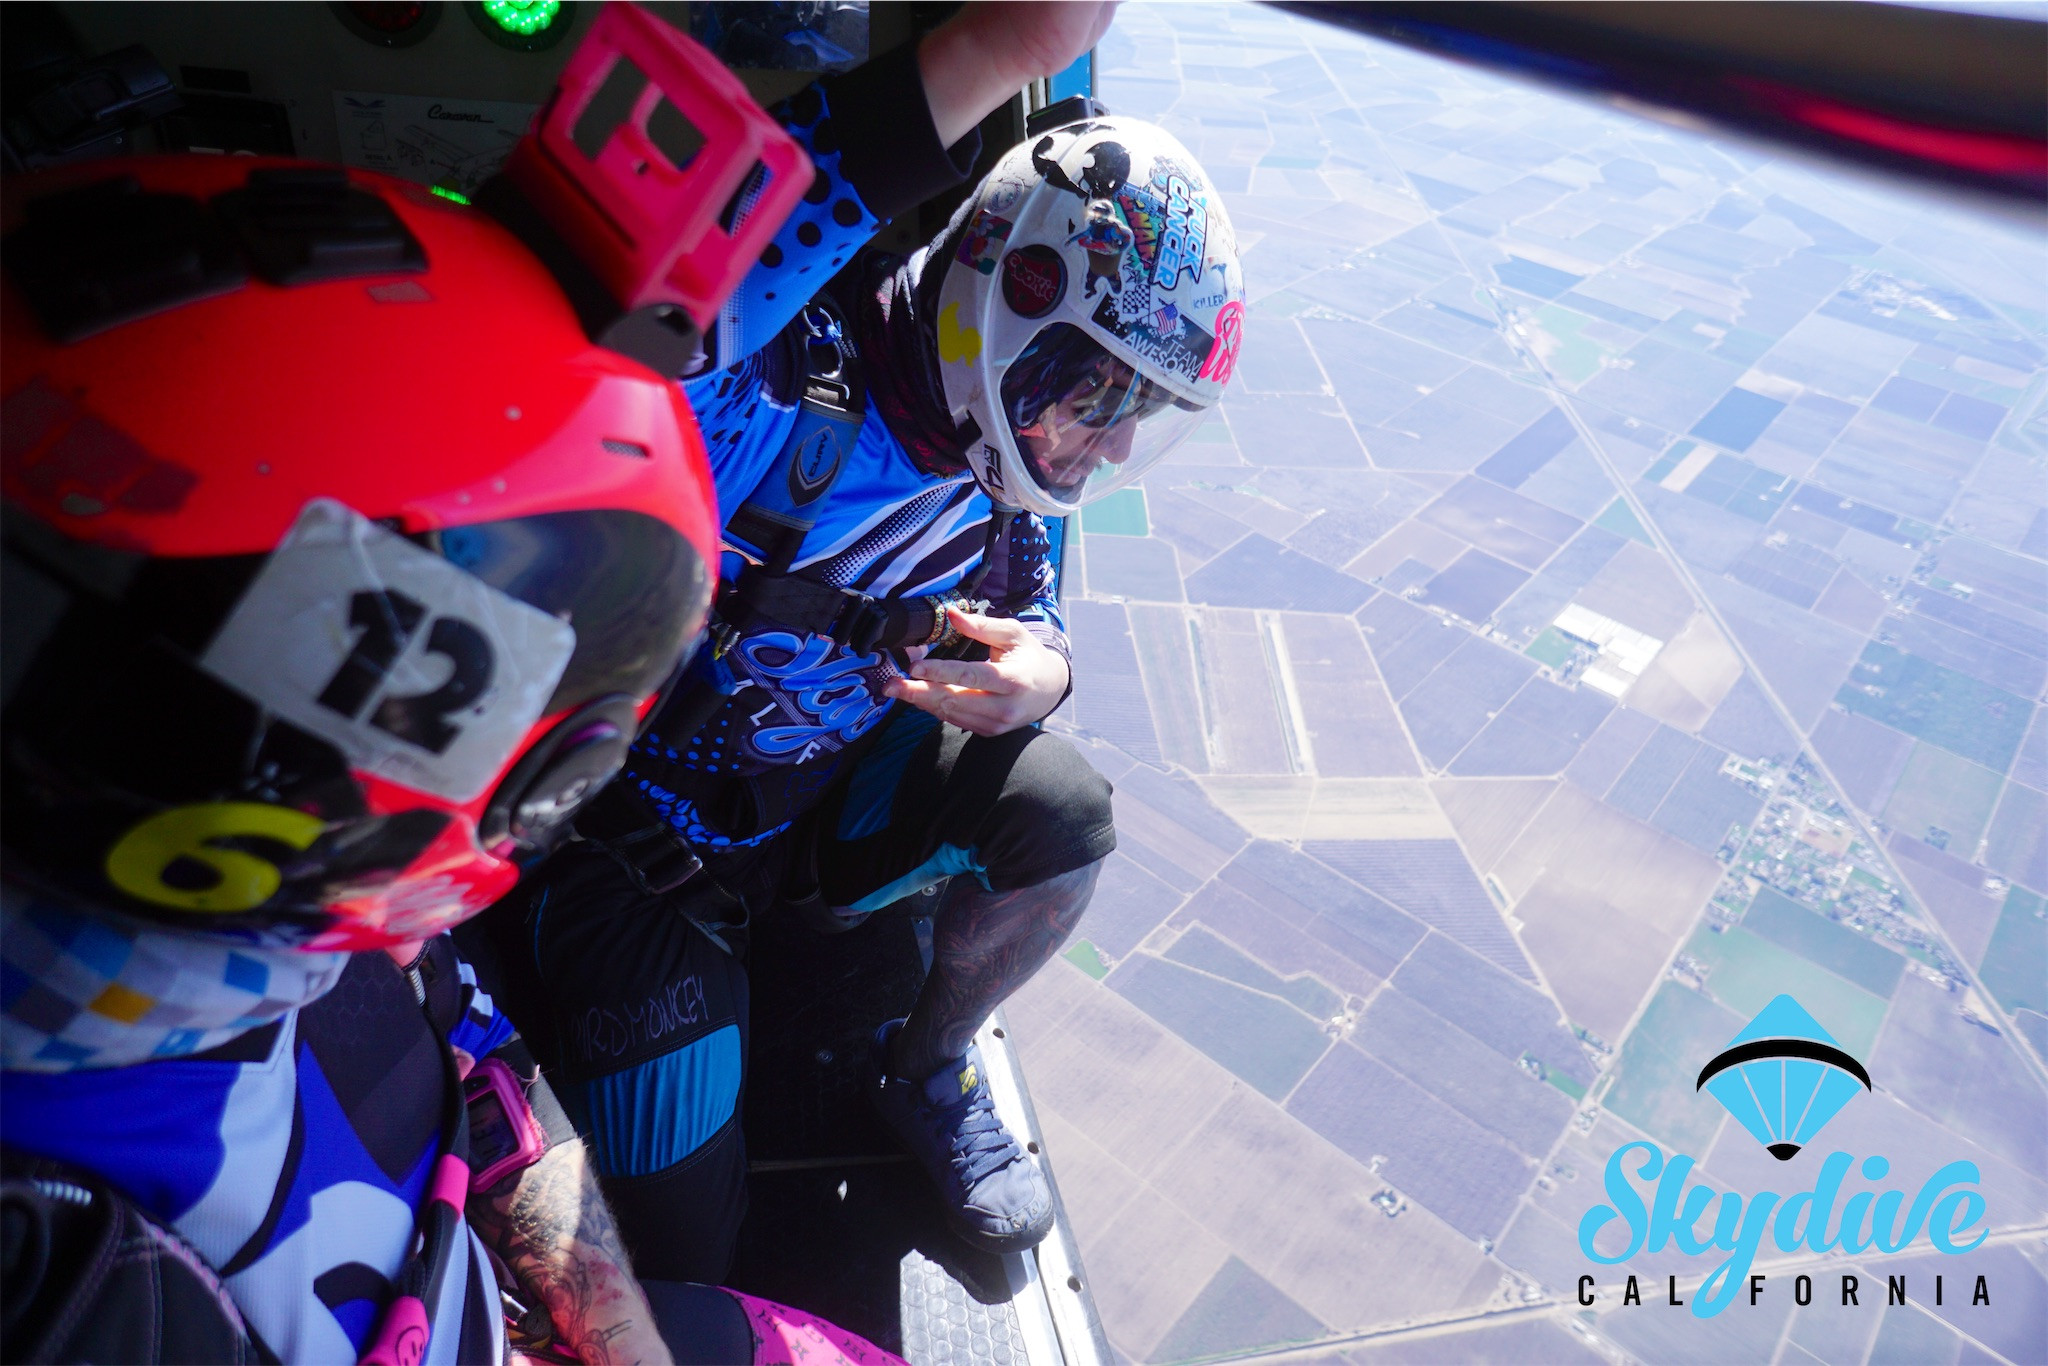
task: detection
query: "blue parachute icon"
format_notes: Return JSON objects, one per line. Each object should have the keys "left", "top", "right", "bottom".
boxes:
{"left": 1696, "top": 995, "right": 1871, "bottom": 1160}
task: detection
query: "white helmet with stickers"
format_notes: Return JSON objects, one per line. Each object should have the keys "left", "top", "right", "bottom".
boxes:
{"left": 936, "top": 115, "right": 1245, "bottom": 518}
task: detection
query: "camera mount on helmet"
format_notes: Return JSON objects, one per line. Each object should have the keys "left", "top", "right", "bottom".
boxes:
{"left": 485, "top": 1, "right": 810, "bottom": 380}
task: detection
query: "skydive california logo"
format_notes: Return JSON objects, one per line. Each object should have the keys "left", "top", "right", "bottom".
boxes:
{"left": 1696, "top": 996, "right": 1871, "bottom": 1161}
{"left": 1577, "top": 995, "right": 1991, "bottom": 1318}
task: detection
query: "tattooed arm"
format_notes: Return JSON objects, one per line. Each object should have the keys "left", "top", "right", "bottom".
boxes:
{"left": 467, "top": 1127, "right": 674, "bottom": 1366}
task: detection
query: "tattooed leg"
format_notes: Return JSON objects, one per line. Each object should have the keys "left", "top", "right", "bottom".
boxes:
{"left": 888, "top": 858, "right": 1103, "bottom": 1081}
{"left": 467, "top": 1134, "right": 674, "bottom": 1366}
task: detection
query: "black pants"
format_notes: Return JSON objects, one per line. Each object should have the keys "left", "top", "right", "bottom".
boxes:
{"left": 471, "top": 709, "right": 1115, "bottom": 1282}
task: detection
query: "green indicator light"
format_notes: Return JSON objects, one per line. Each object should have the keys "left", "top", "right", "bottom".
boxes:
{"left": 466, "top": 0, "right": 571, "bottom": 50}
{"left": 479, "top": 0, "right": 560, "bottom": 36}
{"left": 429, "top": 185, "right": 472, "bottom": 205}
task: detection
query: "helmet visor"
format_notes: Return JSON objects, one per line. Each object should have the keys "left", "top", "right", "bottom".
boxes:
{"left": 1000, "top": 324, "right": 1209, "bottom": 510}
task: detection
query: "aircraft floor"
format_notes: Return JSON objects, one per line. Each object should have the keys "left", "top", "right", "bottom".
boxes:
{"left": 729, "top": 896, "right": 1035, "bottom": 1363}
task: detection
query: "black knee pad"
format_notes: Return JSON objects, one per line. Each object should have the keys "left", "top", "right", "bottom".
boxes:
{"left": 969, "top": 730, "right": 1116, "bottom": 891}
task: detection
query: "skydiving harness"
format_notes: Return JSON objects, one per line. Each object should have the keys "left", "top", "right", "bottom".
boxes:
{"left": 575, "top": 292, "right": 1017, "bottom": 897}
{"left": 715, "top": 294, "right": 1012, "bottom": 657}
{"left": 358, "top": 987, "right": 472, "bottom": 1366}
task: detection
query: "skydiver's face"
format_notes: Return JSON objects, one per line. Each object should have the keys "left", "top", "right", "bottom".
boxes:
{"left": 1014, "top": 360, "right": 1142, "bottom": 489}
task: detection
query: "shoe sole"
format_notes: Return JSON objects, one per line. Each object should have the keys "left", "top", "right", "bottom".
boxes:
{"left": 945, "top": 1205, "right": 1056, "bottom": 1257}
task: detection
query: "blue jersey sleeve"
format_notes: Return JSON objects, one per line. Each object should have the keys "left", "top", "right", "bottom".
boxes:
{"left": 448, "top": 955, "right": 517, "bottom": 1061}
{"left": 981, "top": 511, "right": 1071, "bottom": 668}
{"left": 711, "top": 88, "right": 881, "bottom": 366}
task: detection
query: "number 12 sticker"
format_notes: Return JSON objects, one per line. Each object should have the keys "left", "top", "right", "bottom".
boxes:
{"left": 202, "top": 499, "right": 576, "bottom": 803}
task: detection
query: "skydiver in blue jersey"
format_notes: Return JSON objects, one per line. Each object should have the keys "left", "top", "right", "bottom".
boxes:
{"left": 477, "top": 1, "right": 1246, "bottom": 1272}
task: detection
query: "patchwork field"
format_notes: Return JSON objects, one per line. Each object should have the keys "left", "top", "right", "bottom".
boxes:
{"left": 1880, "top": 741, "right": 2005, "bottom": 850}
{"left": 1978, "top": 887, "right": 2047, "bottom": 1016}
{"left": 1684, "top": 925, "right": 1889, "bottom": 1056}
{"left": 1836, "top": 643, "right": 2031, "bottom": 773}
{"left": 1739, "top": 887, "right": 1905, "bottom": 997}
{"left": 1601, "top": 982, "right": 1739, "bottom": 1156}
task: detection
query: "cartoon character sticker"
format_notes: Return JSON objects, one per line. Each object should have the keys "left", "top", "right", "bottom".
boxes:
{"left": 1068, "top": 199, "right": 1132, "bottom": 299}
{"left": 955, "top": 209, "right": 1013, "bottom": 276}
{"left": 1033, "top": 135, "right": 1130, "bottom": 202}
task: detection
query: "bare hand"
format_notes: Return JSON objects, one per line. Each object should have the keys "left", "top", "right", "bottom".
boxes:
{"left": 920, "top": 2, "right": 1120, "bottom": 146}
{"left": 959, "top": 1, "right": 1118, "bottom": 88}
{"left": 882, "top": 607, "right": 1070, "bottom": 736}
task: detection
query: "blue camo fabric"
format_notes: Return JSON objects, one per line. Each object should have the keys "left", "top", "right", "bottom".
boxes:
{"left": 625, "top": 88, "right": 1067, "bottom": 847}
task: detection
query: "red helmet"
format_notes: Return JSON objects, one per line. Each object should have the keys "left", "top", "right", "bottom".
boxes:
{"left": 0, "top": 154, "right": 723, "bottom": 950}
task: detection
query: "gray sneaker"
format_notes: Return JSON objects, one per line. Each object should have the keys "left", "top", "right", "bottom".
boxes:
{"left": 868, "top": 1018, "right": 1054, "bottom": 1255}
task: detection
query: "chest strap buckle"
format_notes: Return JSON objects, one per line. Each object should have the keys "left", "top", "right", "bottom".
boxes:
{"left": 829, "top": 591, "right": 885, "bottom": 654}
{"left": 574, "top": 786, "right": 705, "bottom": 895}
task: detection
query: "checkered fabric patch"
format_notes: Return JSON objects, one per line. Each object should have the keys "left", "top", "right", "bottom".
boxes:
{"left": 2, "top": 886, "right": 347, "bottom": 1072}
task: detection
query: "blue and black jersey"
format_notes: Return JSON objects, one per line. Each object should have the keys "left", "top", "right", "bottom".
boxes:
{"left": 625, "top": 49, "right": 1068, "bottom": 847}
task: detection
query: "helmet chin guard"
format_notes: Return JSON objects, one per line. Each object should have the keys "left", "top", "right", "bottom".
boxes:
{"left": 936, "top": 116, "right": 1245, "bottom": 518}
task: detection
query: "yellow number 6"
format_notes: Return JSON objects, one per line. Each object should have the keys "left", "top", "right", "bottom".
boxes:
{"left": 105, "top": 803, "right": 327, "bottom": 914}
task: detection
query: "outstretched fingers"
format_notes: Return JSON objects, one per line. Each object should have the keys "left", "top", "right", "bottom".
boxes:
{"left": 882, "top": 608, "right": 1066, "bottom": 736}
